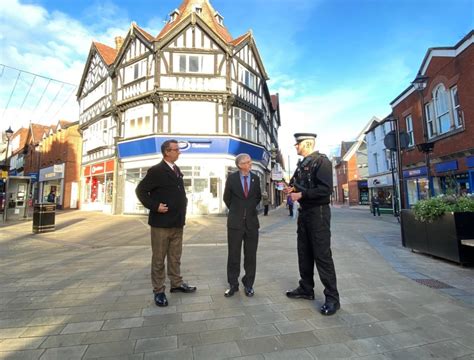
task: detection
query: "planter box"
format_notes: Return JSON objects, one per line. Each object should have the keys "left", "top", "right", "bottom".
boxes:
{"left": 401, "top": 210, "right": 474, "bottom": 265}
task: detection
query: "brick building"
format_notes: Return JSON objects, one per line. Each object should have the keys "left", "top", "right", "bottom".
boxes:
{"left": 390, "top": 31, "right": 474, "bottom": 207}
{"left": 37, "top": 121, "right": 82, "bottom": 209}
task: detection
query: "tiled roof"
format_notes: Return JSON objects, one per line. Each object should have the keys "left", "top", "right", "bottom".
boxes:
{"left": 31, "top": 124, "right": 50, "bottom": 144}
{"left": 230, "top": 32, "right": 250, "bottom": 46}
{"left": 94, "top": 42, "right": 117, "bottom": 66}
{"left": 133, "top": 23, "right": 154, "bottom": 41}
{"left": 157, "top": 0, "right": 233, "bottom": 43}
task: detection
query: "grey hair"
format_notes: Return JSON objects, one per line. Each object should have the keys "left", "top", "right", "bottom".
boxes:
{"left": 235, "top": 153, "right": 251, "bottom": 168}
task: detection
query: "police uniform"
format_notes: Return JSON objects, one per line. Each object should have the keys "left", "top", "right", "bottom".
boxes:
{"left": 286, "top": 133, "right": 340, "bottom": 315}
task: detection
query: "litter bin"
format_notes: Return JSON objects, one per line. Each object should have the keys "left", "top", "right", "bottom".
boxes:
{"left": 33, "top": 203, "right": 55, "bottom": 233}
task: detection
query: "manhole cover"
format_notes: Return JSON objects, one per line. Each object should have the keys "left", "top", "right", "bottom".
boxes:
{"left": 413, "top": 278, "right": 453, "bottom": 289}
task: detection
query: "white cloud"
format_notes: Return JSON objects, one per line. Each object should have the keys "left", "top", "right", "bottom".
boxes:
{"left": 0, "top": 0, "right": 134, "bottom": 129}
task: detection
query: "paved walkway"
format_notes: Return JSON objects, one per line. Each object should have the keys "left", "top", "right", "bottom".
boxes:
{"left": 0, "top": 207, "right": 473, "bottom": 359}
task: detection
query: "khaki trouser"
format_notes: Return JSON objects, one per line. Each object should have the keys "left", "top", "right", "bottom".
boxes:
{"left": 150, "top": 227, "right": 183, "bottom": 293}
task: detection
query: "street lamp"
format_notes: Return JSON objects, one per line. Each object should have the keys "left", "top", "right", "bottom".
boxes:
{"left": 2, "top": 126, "right": 14, "bottom": 222}
{"left": 411, "top": 74, "right": 434, "bottom": 198}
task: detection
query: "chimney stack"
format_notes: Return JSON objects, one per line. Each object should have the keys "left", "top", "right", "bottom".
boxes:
{"left": 114, "top": 36, "right": 124, "bottom": 51}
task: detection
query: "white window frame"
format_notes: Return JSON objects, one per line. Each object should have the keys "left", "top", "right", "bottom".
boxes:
{"left": 450, "top": 86, "right": 461, "bottom": 128}
{"left": 240, "top": 67, "right": 257, "bottom": 91}
{"left": 124, "top": 60, "right": 147, "bottom": 84}
{"left": 232, "top": 108, "right": 256, "bottom": 142}
{"left": 178, "top": 54, "right": 202, "bottom": 73}
{"left": 405, "top": 115, "right": 414, "bottom": 147}
{"left": 433, "top": 84, "right": 451, "bottom": 135}
{"left": 425, "top": 102, "right": 436, "bottom": 138}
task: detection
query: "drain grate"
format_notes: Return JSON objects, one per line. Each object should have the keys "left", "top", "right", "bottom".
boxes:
{"left": 413, "top": 278, "right": 453, "bottom": 289}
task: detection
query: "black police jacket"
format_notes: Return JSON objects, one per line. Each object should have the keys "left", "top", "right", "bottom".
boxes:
{"left": 290, "top": 151, "right": 333, "bottom": 209}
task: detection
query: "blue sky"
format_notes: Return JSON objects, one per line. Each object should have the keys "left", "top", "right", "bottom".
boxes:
{"left": 1, "top": 0, "right": 473, "bottom": 167}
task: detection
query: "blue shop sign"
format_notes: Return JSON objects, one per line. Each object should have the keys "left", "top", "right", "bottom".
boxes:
{"left": 434, "top": 160, "right": 458, "bottom": 173}
{"left": 358, "top": 180, "right": 368, "bottom": 188}
{"left": 28, "top": 173, "right": 39, "bottom": 182}
{"left": 403, "top": 166, "right": 428, "bottom": 178}
{"left": 467, "top": 156, "right": 474, "bottom": 168}
{"left": 118, "top": 135, "right": 270, "bottom": 167}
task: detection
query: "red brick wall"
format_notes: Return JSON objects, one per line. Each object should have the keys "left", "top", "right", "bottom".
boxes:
{"left": 394, "top": 44, "right": 474, "bottom": 170}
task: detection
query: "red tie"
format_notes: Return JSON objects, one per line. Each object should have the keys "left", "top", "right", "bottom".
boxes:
{"left": 173, "top": 165, "right": 179, "bottom": 177}
{"left": 244, "top": 176, "right": 249, "bottom": 198}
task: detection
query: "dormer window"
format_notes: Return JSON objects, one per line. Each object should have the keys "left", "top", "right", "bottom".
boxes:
{"left": 214, "top": 12, "right": 224, "bottom": 25}
{"left": 193, "top": 5, "right": 202, "bottom": 14}
{"left": 169, "top": 9, "right": 180, "bottom": 22}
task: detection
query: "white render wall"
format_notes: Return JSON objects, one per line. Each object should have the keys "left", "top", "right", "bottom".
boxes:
{"left": 366, "top": 121, "right": 393, "bottom": 177}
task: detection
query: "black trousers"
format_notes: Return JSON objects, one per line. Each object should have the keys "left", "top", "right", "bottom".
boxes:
{"left": 297, "top": 205, "right": 339, "bottom": 304}
{"left": 227, "top": 224, "right": 259, "bottom": 288}
{"left": 264, "top": 205, "right": 269, "bottom": 215}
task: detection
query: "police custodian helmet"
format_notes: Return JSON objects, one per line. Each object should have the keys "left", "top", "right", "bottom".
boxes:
{"left": 294, "top": 133, "right": 317, "bottom": 144}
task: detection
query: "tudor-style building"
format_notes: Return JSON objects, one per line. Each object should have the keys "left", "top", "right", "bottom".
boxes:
{"left": 77, "top": 0, "right": 282, "bottom": 215}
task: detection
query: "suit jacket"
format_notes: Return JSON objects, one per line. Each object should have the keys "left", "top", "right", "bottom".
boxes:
{"left": 135, "top": 161, "right": 187, "bottom": 228}
{"left": 223, "top": 171, "right": 262, "bottom": 230}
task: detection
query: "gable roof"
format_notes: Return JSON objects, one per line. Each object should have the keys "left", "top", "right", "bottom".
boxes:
{"left": 342, "top": 117, "right": 376, "bottom": 161}
{"left": 157, "top": 0, "right": 232, "bottom": 42}
{"left": 391, "top": 30, "right": 473, "bottom": 108}
{"left": 29, "top": 123, "right": 50, "bottom": 145}
{"left": 94, "top": 42, "right": 117, "bottom": 66}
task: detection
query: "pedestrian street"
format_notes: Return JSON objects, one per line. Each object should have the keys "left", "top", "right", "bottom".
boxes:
{"left": 0, "top": 207, "right": 473, "bottom": 359}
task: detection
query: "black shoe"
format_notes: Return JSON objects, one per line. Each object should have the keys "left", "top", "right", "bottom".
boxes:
{"left": 170, "top": 283, "right": 197, "bottom": 293}
{"left": 154, "top": 292, "right": 168, "bottom": 307}
{"left": 224, "top": 286, "right": 239, "bottom": 297}
{"left": 244, "top": 287, "right": 254, "bottom": 297}
{"left": 286, "top": 287, "right": 315, "bottom": 300}
{"left": 320, "top": 302, "right": 340, "bottom": 316}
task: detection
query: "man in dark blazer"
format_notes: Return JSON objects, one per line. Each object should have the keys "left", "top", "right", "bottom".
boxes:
{"left": 136, "top": 139, "right": 196, "bottom": 307}
{"left": 223, "top": 153, "right": 262, "bottom": 297}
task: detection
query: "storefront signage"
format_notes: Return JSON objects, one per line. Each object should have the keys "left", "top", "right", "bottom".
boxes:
{"left": 368, "top": 174, "right": 393, "bottom": 187}
{"left": 466, "top": 156, "right": 474, "bottom": 168}
{"left": 39, "top": 164, "right": 65, "bottom": 182}
{"left": 28, "top": 173, "right": 39, "bottom": 182}
{"left": 358, "top": 180, "right": 368, "bottom": 188}
{"left": 403, "top": 166, "right": 428, "bottom": 178}
{"left": 434, "top": 160, "right": 458, "bottom": 173}
{"left": 118, "top": 136, "right": 269, "bottom": 167}
{"left": 271, "top": 165, "right": 284, "bottom": 181}
{"left": 91, "top": 164, "right": 105, "bottom": 174}
{"left": 84, "top": 160, "right": 114, "bottom": 177}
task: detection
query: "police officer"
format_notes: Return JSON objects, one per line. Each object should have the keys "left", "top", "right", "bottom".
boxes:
{"left": 284, "top": 133, "right": 340, "bottom": 316}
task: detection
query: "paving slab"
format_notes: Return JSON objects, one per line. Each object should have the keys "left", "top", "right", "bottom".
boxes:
{"left": 0, "top": 207, "right": 473, "bottom": 359}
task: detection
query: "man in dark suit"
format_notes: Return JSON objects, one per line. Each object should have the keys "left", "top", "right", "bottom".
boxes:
{"left": 223, "top": 153, "right": 262, "bottom": 297}
{"left": 136, "top": 139, "right": 196, "bottom": 307}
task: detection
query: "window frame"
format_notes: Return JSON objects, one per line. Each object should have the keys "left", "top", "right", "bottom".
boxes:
{"left": 405, "top": 115, "right": 414, "bottom": 147}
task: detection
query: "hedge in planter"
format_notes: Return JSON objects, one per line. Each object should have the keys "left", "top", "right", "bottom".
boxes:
{"left": 401, "top": 195, "right": 474, "bottom": 265}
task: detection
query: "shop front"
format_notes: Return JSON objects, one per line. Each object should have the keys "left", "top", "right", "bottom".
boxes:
{"left": 358, "top": 180, "right": 369, "bottom": 205}
{"left": 467, "top": 156, "right": 474, "bottom": 194}
{"left": 368, "top": 173, "right": 394, "bottom": 213}
{"left": 403, "top": 166, "right": 430, "bottom": 207}
{"left": 82, "top": 159, "right": 114, "bottom": 213}
{"left": 39, "top": 164, "right": 65, "bottom": 209}
{"left": 118, "top": 135, "right": 270, "bottom": 215}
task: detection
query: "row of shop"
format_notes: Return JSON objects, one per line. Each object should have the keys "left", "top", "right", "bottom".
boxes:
{"left": 80, "top": 135, "right": 279, "bottom": 215}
